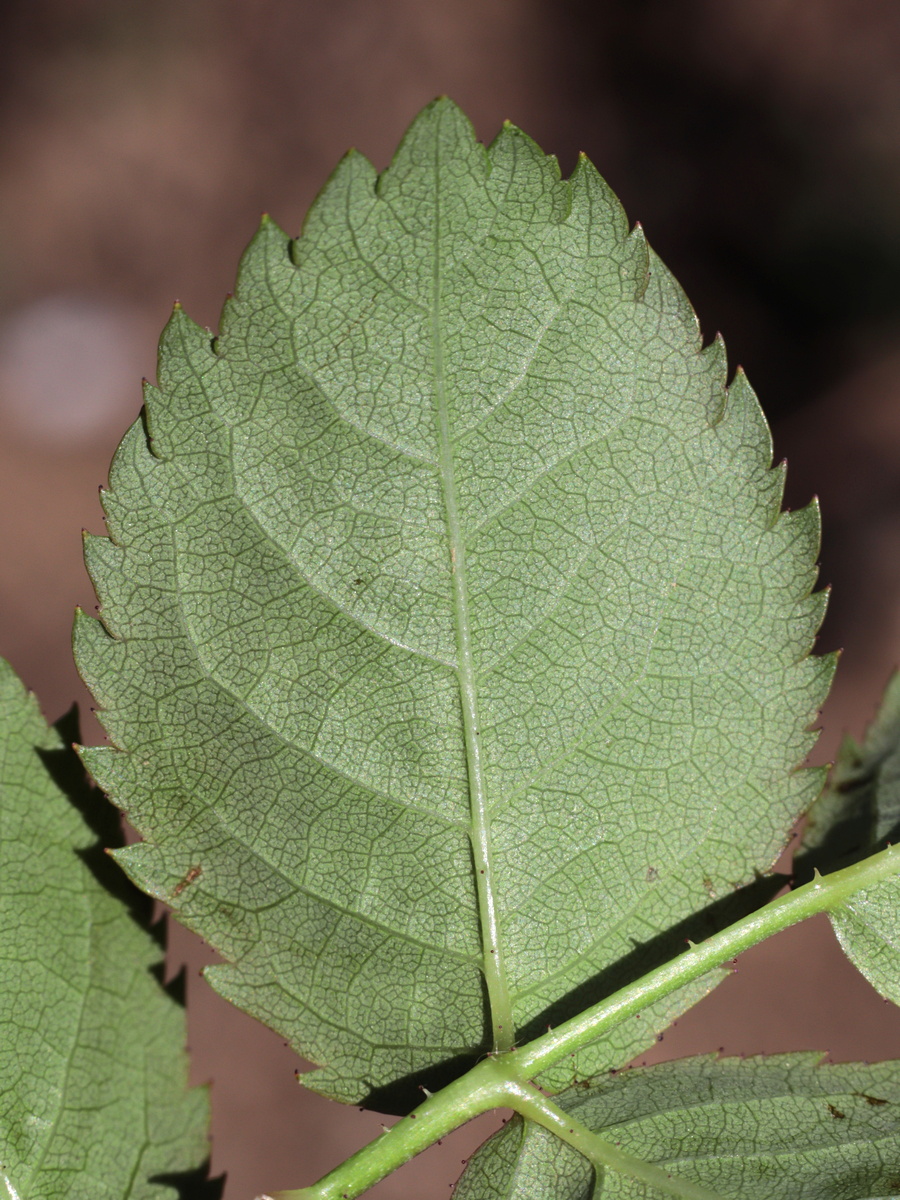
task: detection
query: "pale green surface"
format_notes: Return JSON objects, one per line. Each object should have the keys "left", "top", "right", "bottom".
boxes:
{"left": 0, "top": 658, "right": 208, "bottom": 1199}
{"left": 799, "top": 671, "right": 900, "bottom": 1006}
{"left": 455, "top": 1056, "right": 900, "bottom": 1199}
{"left": 801, "top": 670, "right": 900, "bottom": 875}
{"left": 76, "top": 99, "right": 830, "bottom": 1107}
{"left": 455, "top": 1117, "right": 592, "bottom": 1200}
{"left": 289, "top": 849, "right": 900, "bottom": 1200}
{"left": 833, "top": 876, "right": 900, "bottom": 1007}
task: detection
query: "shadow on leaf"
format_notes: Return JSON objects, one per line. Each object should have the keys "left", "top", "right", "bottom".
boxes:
{"left": 150, "top": 1161, "right": 225, "bottom": 1200}
{"left": 362, "top": 872, "right": 785, "bottom": 1114}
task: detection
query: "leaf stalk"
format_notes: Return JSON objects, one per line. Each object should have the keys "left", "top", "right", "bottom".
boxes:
{"left": 514, "top": 842, "right": 900, "bottom": 1079}
{"left": 276, "top": 844, "right": 900, "bottom": 1200}
{"left": 503, "top": 1082, "right": 729, "bottom": 1200}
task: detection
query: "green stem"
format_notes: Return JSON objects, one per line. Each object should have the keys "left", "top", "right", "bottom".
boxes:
{"left": 514, "top": 843, "right": 900, "bottom": 1079}
{"left": 505, "top": 1082, "right": 729, "bottom": 1200}
{"left": 275, "top": 844, "right": 900, "bottom": 1200}
{"left": 271, "top": 1057, "right": 514, "bottom": 1200}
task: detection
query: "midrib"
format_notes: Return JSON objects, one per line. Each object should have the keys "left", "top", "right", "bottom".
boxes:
{"left": 429, "top": 145, "right": 514, "bottom": 1051}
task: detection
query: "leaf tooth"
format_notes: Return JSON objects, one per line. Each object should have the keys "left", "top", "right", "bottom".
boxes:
{"left": 77, "top": 745, "right": 128, "bottom": 807}
{"left": 794, "top": 589, "right": 830, "bottom": 657}
{"left": 700, "top": 333, "right": 729, "bottom": 424}
{"left": 82, "top": 533, "right": 124, "bottom": 615}
{"left": 642, "top": 245, "right": 703, "bottom": 348}
{"left": 764, "top": 461, "right": 789, "bottom": 529}
{"left": 153, "top": 303, "right": 220, "bottom": 437}
{"left": 714, "top": 367, "right": 791, "bottom": 530}
{"left": 490, "top": 119, "right": 561, "bottom": 177}
{"left": 216, "top": 214, "right": 297, "bottom": 380}
{"left": 231, "top": 211, "right": 292, "bottom": 297}
{"left": 106, "top": 406, "right": 163, "bottom": 492}
{"left": 140, "top": 380, "right": 167, "bottom": 460}
{"left": 569, "top": 152, "right": 631, "bottom": 244}
{"left": 567, "top": 157, "right": 650, "bottom": 318}
{"left": 72, "top": 617, "right": 150, "bottom": 754}
{"left": 793, "top": 651, "right": 839, "bottom": 729}
{"left": 723, "top": 367, "right": 772, "bottom": 459}
{"left": 775, "top": 499, "right": 823, "bottom": 580}
{"left": 111, "top": 843, "right": 172, "bottom": 904}
{"left": 487, "top": 120, "right": 571, "bottom": 224}
{"left": 97, "top": 419, "right": 168, "bottom": 549}
{"left": 72, "top": 607, "right": 122, "bottom": 699}
{"left": 383, "top": 94, "right": 481, "bottom": 180}
{"left": 621, "top": 219, "right": 653, "bottom": 301}
{"left": 157, "top": 301, "right": 215, "bottom": 379}
{"left": 294, "top": 147, "right": 378, "bottom": 261}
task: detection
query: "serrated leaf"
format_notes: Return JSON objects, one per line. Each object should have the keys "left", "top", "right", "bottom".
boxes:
{"left": 455, "top": 1056, "right": 900, "bottom": 1200}
{"left": 831, "top": 875, "right": 900, "bottom": 1008}
{"left": 0, "top": 658, "right": 210, "bottom": 1200}
{"left": 795, "top": 672, "right": 900, "bottom": 1007}
{"left": 75, "top": 98, "right": 830, "bottom": 1108}
{"left": 799, "top": 670, "right": 900, "bottom": 877}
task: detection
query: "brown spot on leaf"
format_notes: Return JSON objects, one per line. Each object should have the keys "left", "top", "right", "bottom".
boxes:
{"left": 855, "top": 1092, "right": 888, "bottom": 1106}
{"left": 172, "top": 865, "right": 203, "bottom": 897}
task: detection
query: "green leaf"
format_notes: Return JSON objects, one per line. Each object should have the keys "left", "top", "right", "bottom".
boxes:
{"left": 796, "top": 672, "right": 900, "bottom": 1007}
{"left": 831, "top": 874, "right": 900, "bottom": 1008}
{"left": 455, "top": 1056, "right": 900, "bottom": 1199}
{"left": 75, "top": 98, "right": 831, "bottom": 1108}
{"left": 455, "top": 1117, "right": 594, "bottom": 1200}
{"left": 0, "top": 658, "right": 210, "bottom": 1199}
{"left": 798, "top": 670, "right": 900, "bottom": 878}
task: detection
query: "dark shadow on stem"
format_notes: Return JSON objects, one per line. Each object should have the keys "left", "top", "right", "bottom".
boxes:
{"left": 513, "top": 872, "right": 786, "bottom": 1048}
{"left": 363, "top": 872, "right": 785, "bottom": 1114}
{"left": 360, "top": 977, "right": 493, "bottom": 1115}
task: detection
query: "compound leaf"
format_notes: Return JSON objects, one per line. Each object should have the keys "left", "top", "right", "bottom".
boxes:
{"left": 75, "top": 99, "right": 830, "bottom": 1108}
{"left": 455, "top": 1056, "right": 900, "bottom": 1199}
{"left": 0, "top": 658, "right": 210, "bottom": 1200}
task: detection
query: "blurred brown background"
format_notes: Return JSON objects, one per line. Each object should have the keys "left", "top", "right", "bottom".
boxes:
{"left": 2, "top": 1, "right": 900, "bottom": 1196}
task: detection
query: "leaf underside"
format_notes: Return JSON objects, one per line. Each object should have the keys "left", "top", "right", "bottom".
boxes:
{"left": 0, "top": 658, "right": 209, "bottom": 1200}
{"left": 455, "top": 1055, "right": 900, "bottom": 1200}
{"left": 799, "top": 671, "right": 900, "bottom": 1007}
{"left": 76, "top": 98, "right": 831, "bottom": 1108}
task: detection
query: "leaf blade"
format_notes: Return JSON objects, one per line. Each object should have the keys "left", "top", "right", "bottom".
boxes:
{"left": 796, "top": 672, "right": 900, "bottom": 1006}
{"left": 76, "top": 98, "right": 831, "bottom": 1106}
{"left": 455, "top": 1056, "right": 900, "bottom": 1199}
{"left": 0, "top": 658, "right": 209, "bottom": 1200}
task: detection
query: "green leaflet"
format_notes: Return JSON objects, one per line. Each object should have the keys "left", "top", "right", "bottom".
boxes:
{"left": 75, "top": 98, "right": 831, "bottom": 1108}
{"left": 831, "top": 875, "right": 900, "bottom": 1008}
{"left": 799, "top": 671, "right": 900, "bottom": 877}
{"left": 456, "top": 1118, "right": 594, "bottom": 1200}
{"left": 0, "top": 658, "right": 209, "bottom": 1200}
{"left": 454, "top": 1056, "right": 900, "bottom": 1200}
{"left": 797, "top": 672, "right": 900, "bottom": 1006}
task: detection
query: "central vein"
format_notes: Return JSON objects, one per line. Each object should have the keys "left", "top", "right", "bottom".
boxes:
{"left": 430, "top": 143, "right": 514, "bottom": 1052}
